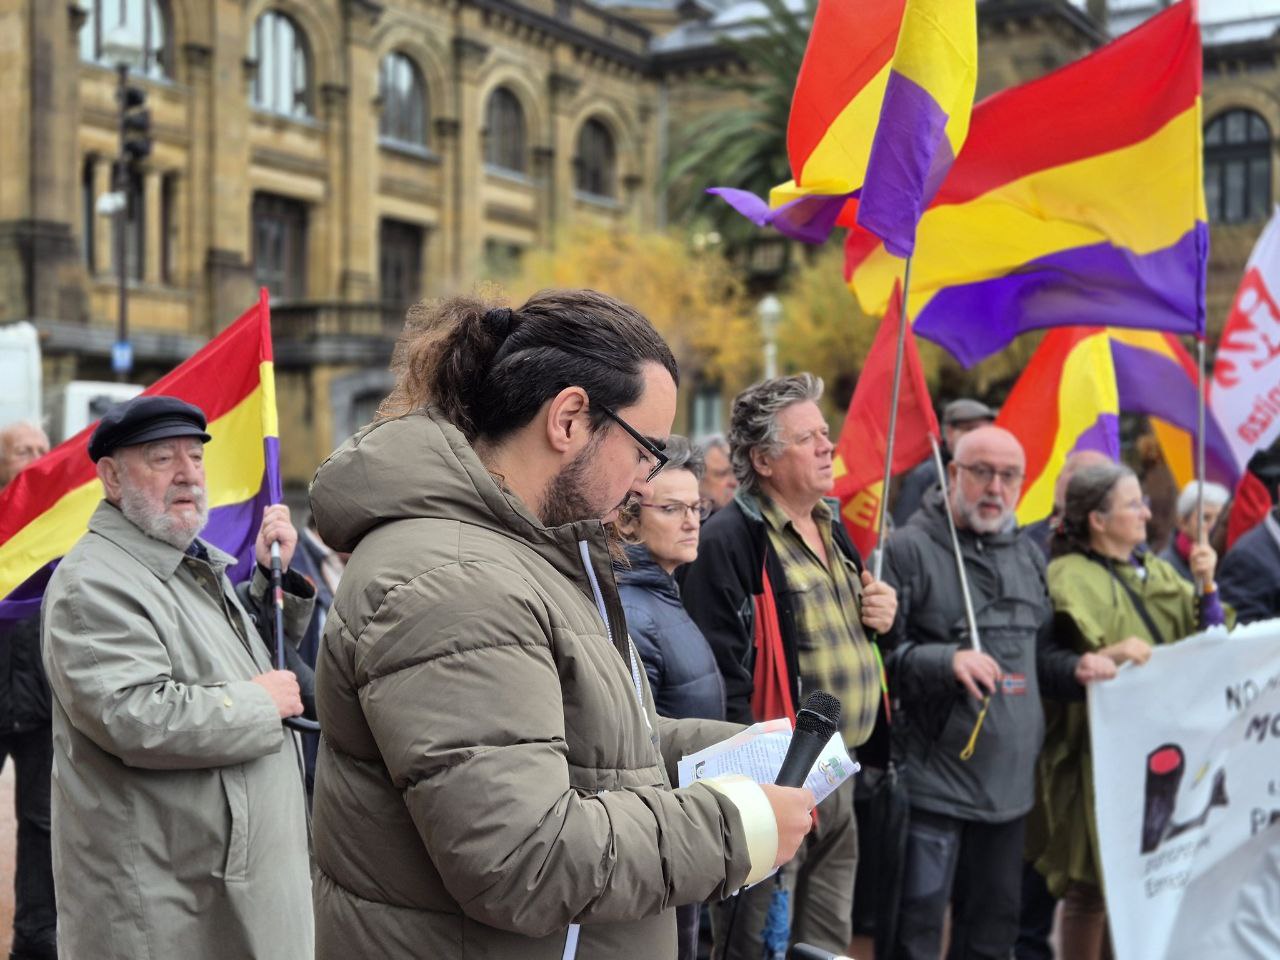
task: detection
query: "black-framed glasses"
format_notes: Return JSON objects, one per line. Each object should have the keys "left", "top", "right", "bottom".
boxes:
{"left": 639, "top": 499, "right": 714, "bottom": 522}
{"left": 599, "top": 404, "right": 669, "bottom": 482}
{"left": 955, "top": 462, "right": 1025, "bottom": 487}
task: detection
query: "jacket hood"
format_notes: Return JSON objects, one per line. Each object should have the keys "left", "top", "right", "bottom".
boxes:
{"left": 309, "top": 408, "right": 612, "bottom": 581}
{"left": 616, "top": 543, "right": 680, "bottom": 601}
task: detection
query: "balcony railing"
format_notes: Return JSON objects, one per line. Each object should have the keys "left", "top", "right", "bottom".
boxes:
{"left": 271, "top": 301, "right": 411, "bottom": 341}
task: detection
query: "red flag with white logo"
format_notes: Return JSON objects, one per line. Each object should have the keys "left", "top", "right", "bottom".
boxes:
{"left": 1211, "top": 206, "right": 1280, "bottom": 472}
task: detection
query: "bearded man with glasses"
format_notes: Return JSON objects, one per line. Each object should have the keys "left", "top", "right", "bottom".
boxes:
{"left": 880, "top": 426, "right": 1117, "bottom": 960}
{"left": 308, "top": 291, "right": 817, "bottom": 960}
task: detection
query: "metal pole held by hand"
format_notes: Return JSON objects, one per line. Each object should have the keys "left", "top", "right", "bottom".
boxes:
{"left": 271, "top": 540, "right": 320, "bottom": 734}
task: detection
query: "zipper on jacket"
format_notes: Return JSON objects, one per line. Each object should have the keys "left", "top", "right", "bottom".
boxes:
{"left": 579, "top": 539, "right": 650, "bottom": 731}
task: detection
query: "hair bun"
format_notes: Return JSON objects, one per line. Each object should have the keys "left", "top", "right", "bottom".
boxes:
{"left": 484, "top": 306, "right": 514, "bottom": 338}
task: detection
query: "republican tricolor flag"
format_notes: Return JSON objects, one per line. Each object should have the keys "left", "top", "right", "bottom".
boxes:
{"left": 997, "top": 326, "right": 1237, "bottom": 526}
{"left": 711, "top": 0, "right": 976, "bottom": 253}
{"left": 847, "top": 0, "right": 1207, "bottom": 367}
{"left": 0, "top": 291, "right": 282, "bottom": 621}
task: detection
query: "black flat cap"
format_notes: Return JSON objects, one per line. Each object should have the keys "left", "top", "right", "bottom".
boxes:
{"left": 942, "top": 398, "right": 998, "bottom": 426}
{"left": 88, "top": 395, "right": 212, "bottom": 462}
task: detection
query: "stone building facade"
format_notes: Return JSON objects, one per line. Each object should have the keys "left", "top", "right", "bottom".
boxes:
{"left": 2, "top": 0, "right": 1278, "bottom": 483}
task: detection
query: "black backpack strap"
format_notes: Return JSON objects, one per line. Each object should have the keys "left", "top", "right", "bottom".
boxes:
{"left": 1088, "top": 553, "right": 1166, "bottom": 646}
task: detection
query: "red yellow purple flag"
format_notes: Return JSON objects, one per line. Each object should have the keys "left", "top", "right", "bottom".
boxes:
{"left": 854, "top": 0, "right": 977, "bottom": 256}
{"left": 997, "top": 326, "right": 1238, "bottom": 526}
{"left": 831, "top": 282, "right": 939, "bottom": 556}
{"left": 709, "top": 0, "right": 976, "bottom": 252}
{"left": 0, "top": 291, "right": 281, "bottom": 621}
{"left": 847, "top": 1, "right": 1206, "bottom": 367}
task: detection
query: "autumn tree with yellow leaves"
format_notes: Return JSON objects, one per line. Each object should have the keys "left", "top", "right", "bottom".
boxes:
{"left": 487, "top": 225, "right": 1031, "bottom": 436}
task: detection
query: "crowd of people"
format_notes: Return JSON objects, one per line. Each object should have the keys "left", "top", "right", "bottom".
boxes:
{"left": 0, "top": 287, "right": 1275, "bottom": 959}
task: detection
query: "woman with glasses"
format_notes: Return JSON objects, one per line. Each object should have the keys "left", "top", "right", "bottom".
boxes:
{"left": 614, "top": 435, "right": 724, "bottom": 960}
{"left": 1036, "top": 462, "right": 1228, "bottom": 960}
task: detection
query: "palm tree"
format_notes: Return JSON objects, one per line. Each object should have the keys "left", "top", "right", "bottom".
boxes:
{"left": 664, "top": 0, "right": 817, "bottom": 260}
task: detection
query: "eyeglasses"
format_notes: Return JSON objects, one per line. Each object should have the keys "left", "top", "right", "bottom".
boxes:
{"left": 599, "top": 404, "right": 670, "bottom": 483}
{"left": 1105, "top": 495, "right": 1152, "bottom": 515}
{"left": 955, "top": 462, "right": 1025, "bottom": 487}
{"left": 639, "top": 499, "right": 714, "bottom": 522}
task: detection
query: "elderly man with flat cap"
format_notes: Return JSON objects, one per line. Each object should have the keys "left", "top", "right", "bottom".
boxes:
{"left": 41, "top": 396, "right": 316, "bottom": 960}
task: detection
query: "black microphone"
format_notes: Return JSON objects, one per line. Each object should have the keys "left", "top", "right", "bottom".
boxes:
{"left": 775, "top": 691, "right": 842, "bottom": 787}
{"left": 790, "top": 944, "right": 853, "bottom": 960}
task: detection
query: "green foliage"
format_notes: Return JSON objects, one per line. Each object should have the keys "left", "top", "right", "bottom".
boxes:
{"left": 664, "top": 0, "right": 816, "bottom": 253}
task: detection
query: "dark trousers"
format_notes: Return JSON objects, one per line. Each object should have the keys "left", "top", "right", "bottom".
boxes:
{"left": 0, "top": 728, "right": 56, "bottom": 947}
{"left": 1014, "top": 860, "right": 1058, "bottom": 960}
{"left": 712, "top": 777, "right": 857, "bottom": 960}
{"left": 892, "top": 808, "right": 1024, "bottom": 960}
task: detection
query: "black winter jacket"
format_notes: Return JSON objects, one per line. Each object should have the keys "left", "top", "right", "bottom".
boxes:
{"left": 1218, "top": 510, "right": 1280, "bottom": 624}
{"left": 0, "top": 612, "right": 52, "bottom": 734}
{"left": 617, "top": 544, "right": 725, "bottom": 722}
{"left": 882, "top": 492, "right": 1081, "bottom": 822}
{"left": 679, "top": 492, "right": 863, "bottom": 726}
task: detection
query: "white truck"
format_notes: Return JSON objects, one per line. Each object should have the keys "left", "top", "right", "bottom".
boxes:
{"left": 0, "top": 323, "right": 142, "bottom": 443}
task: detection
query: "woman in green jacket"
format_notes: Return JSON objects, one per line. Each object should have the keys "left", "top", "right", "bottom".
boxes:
{"left": 1037, "top": 462, "right": 1227, "bottom": 960}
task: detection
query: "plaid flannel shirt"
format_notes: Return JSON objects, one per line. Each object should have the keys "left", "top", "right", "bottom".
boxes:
{"left": 761, "top": 496, "right": 880, "bottom": 747}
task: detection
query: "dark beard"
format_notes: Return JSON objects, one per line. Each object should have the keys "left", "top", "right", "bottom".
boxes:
{"left": 541, "top": 436, "right": 629, "bottom": 563}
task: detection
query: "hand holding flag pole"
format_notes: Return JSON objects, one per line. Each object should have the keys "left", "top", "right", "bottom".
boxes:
{"left": 270, "top": 539, "right": 321, "bottom": 734}
{"left": 928, "top": 435, "right": 990, "bottom": 760}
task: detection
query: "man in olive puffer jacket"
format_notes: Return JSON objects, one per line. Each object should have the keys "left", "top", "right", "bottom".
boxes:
{"left": 310, "top": 290, "right": 815, "bottom": 960}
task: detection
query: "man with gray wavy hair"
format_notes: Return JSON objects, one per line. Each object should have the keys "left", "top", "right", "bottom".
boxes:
{"left": 695, "top": 433, "right": 739, "bottom": 513}
{"left": 682, "top": 373, "right": 898, "bottom": 959}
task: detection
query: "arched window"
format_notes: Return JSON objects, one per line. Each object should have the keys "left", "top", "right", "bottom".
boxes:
{"left": 484, "top": 87, "right": 527, "bottom": 175}
{"left": 575, "top": 118, "right": 617, "bottom": 200}
{"left": 379, "top": 53, "right": 428, "bottom": 148}
{"left": 78, "top": 0, "right": 170, "bottom": 79}
{"left": 250, "top": 11, "right": 312, "bottom": 119}
{"left": 1205, "top": 109, "right": 1272, "bottom": 224}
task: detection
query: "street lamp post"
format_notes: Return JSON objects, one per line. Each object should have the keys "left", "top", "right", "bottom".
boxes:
{"left": 757, "top": 293, "right": 782, "bottom": 380}
{"left": 113, "top": 64, "right": 132, "bottom": 383}
{"left": 103, "top": 27, "right": 152, "bottom": 383}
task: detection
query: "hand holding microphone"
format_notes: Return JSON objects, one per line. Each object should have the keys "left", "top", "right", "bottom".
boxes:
{"left": 762, "top": 691, "right": 843, "bottom": 868}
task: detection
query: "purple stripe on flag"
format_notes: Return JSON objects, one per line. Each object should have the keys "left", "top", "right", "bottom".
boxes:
{"left": 204, "top": 482, "right": 275, "bottom": 583}
{"left": 0, "top": 562, "right": 56, "bottom": 624}
{"left": 265, "top": 435, "right": 282, "bottom": 504}
{"left": 707, "top": 187, "right": 855, "bottom": 245}
{"left": 856, "top": 70, "right": 953, "bottom": 259}
{"left": 1109, "top": 339, "right": 1240, "bottom": 486}
{"left": 1070, "top": 414, "right": 1122, "bottom": 461}
{"left": 916, "top": 223, "right": 1209, "bottom": 368}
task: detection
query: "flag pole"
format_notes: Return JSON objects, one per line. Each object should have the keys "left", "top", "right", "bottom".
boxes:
{"left": 872, "top": 255, "right": 913, "bottom": 580}
{"left": 929, "top": 434, "right": 981, "bottom": 653}
{"left": 931, "top": 433, "right": 992, "bottom": 760}
{"left": 1195, "top": 336, "right": 1208, "bottom": 594}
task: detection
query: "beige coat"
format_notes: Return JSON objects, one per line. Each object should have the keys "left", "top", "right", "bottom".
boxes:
{"left": 309, "top": 408, "right": 777, "bottom": 960}
{"left": 42, "top": 502, "right": 314, "bottom": 960}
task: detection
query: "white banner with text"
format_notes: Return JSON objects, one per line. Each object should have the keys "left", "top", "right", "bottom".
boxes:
{"left": 1090, "top": 620, "right": 1280, "bottom": 959}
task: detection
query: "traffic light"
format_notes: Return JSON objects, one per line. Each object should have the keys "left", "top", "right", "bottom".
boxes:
{"left": 118, "top": 81, "right": 152, "bottom": 167}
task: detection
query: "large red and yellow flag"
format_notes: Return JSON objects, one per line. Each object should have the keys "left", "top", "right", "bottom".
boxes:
{"left": 831, "top": 283, "right": 939, "bottom": 556}
{"left": 0, "top": 291, "right": 282, "bottom": 621}
{"left": 846, "top": 0, "right": 1206, "bottom": 367}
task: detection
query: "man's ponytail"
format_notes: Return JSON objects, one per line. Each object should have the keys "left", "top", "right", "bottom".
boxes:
{"left": 380, "top": 288, "right": 677, "bottom": 444}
